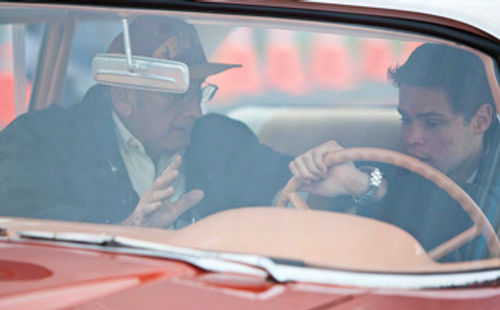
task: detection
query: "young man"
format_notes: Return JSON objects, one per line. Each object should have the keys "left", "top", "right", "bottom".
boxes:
{"left": 290, "top": 43, "right": 500, "bottom": 260}
{"left": 0, "top": 16, "right": 292, "bottom": 228}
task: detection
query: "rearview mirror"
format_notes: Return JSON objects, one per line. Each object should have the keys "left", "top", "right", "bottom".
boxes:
{"left": 92, "top": 53, "right": 190, "bottom": 93}
{"left": 91, "top": 18, "right": 190, "bottom": 93}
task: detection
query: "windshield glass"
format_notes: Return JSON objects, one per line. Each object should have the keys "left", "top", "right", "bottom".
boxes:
{"left": 1, "top": 4, "right": 499, "bottom": 275}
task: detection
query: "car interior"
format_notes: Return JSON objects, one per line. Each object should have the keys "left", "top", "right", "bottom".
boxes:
{"left": 1, "top": 7, "right": 500, "bottom": 271}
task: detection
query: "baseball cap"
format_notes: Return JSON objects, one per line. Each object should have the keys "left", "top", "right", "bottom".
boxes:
{"left": 107, "top": 15, "right": 240, "bottom": 80}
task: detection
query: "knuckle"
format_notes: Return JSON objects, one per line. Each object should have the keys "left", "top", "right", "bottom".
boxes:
{"left": 326, "top": 140, "right": 336, "bottom": 146}
{"left": 303, "top": 155, "right": 311, "bottom": 163}
{"left": 327, "top": 140, "right": 340, "bottom": 149}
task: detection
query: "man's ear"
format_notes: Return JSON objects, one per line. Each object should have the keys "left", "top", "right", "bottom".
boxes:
{"left": 472, "top": 103, "right": 493, "bottom": 135}
{"left": 110, "top": 87, "right": 134, "bottom": 117}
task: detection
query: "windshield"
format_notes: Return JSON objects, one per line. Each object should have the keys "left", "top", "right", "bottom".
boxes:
{"left": 0, "top": 4, "right": 499, "bottom": 275}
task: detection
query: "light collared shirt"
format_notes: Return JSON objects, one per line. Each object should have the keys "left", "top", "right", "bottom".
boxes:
{"left": 465, "top": 169, "right": 478, "bottom": 184}
{"left": 465, "top": 139, "right": 491, "bottom": 184}
{"left": 112, "top": 112, "right": 185, "bottom": 201}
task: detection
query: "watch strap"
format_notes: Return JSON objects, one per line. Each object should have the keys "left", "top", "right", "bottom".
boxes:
{"left": 352, "top": 166, "right": 383, "bottom": 205}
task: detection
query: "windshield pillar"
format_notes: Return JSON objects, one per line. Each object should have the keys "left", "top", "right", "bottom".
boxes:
{"left": 12, "top": 24, "right": 26, "bottom": 117}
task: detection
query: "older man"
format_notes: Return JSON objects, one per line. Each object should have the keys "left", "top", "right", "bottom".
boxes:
{"left": 290, "top": 43, "right": 500, "bottom": 261}
{"left": 0, "top": 16, "right": 292, "bottom": 228}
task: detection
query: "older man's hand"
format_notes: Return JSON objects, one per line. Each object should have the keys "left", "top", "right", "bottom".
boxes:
{"left": 122, "top": 155, "right": 204, "bottom": 228}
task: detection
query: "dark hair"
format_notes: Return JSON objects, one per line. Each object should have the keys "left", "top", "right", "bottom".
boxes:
{"left": 388, "top": 43, "right": 496, "bottom": 123}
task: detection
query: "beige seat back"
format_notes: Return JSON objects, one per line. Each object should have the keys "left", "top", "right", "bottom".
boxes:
{"left": 258, "top": 107, "right": 402, "bottom": 156}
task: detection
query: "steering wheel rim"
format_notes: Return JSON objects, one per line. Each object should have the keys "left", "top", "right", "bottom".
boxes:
{"left": 276, "top": 147, "right": 500, "bottom": 260}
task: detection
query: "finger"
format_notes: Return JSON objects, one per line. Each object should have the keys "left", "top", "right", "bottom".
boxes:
{"left": 148, "top": 190, "right": 204, "bottom": 228}
{"left": 312, "top": 149, "right": 328, "bottom": 177}
{"left": 326, "top": 141, "right": 344, "bottom": 154}
{"left": 147, "top": 201, "right": 162, "bottom": 213}
{"left": 127, "top": 200, "right": 162, "bottom": 227}
{"left": 153, "top": 169, "right": 179, "bottom": 191}
{"left": 149, "top": 187, "right": 174, "bottom": 202}
{"left": 289, "top": 161, "right": 300, "bottom": 178}
{"left": 321, "top": 140, "right": 344, "bottom": 174}
{"left": 289, "top": 160, "right": 310, "bottom": 183}
{"left": 134, "top": 200, "right": 162, "bottom": 219}
{"left": 158, "top": 155, "right": 182, "bottom": 177}
{"left": 324, "top": 140, "right": 340, "bottom": 149}
{"left": 294, "top": 156, "right": 317, "bottom": 181}
{"left": 174, "top": 189, "right": 204, "bottom": 213}
{"left": 164, "top": 154, "right": 182, "bottom": 172}
{"left": 302, "top": 151, "right": 323, "bottom": 180}
{"left": 290, "top": 158, "right": 312, "bottom": 183}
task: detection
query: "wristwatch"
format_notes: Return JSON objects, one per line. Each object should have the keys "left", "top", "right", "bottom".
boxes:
{"left": 352, "top": 166, "right": 383, "bottom": 205}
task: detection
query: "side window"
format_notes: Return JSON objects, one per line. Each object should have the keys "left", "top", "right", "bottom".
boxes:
{"left": 0, "top": 23, "right": 43, "bottom": 129}
{"left": 60, "top": 21, "right": 122, "bottom": 107}
{"left": 200, "top": 24, "right": 424, "bottom": 155}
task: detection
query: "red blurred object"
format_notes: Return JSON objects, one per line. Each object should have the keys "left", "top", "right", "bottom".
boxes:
{"left": 208, "top": 28, "right": 261, "bottom": 102}
{"left": 398, "top": 41, "right": 424, "bottom": 64}
{"left": 0, "top": 73, "right": 31, "bottom": 129}
{"left": 310, "top": 34, "right": 355, "bottom": 90}
{"left": 360, "top": 39, "right": 394, "bottom": 82}
{"left": 265, "top": 29, "right": 307, "bottom": 95}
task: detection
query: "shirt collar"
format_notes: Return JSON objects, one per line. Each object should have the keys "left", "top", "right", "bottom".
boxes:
{"left": 112, "top": 112, "right": 147, "bottom": 155}
{"left": 465, "top": 138, "right": 492, "bottom": 184}
{"left": 465, "top": 169, "right": 478, "bottom": 184}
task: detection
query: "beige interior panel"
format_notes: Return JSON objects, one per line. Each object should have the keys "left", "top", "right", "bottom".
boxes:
{"left": 259, "top": 107, "right": 401, "bottom": 156}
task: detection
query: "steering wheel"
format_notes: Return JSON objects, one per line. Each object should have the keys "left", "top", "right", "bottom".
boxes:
{"left": 276, "top": 147, "right": 500, "bottom": 260}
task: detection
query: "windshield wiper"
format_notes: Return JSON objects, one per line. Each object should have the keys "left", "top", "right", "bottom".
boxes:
{"left": 15, "top": 230, "right": 272, "bottom": 278}
{"left": 14, "top": 230, "right": 500, "bottom": 289}
{"left": 15, "top": 230, "right": 340, "bottom": 287}
{"left": 16, "top": 230, "right": 309, "bottom": 283}
{"left": 17, "top": 230, "right": 115, "bottom": 244}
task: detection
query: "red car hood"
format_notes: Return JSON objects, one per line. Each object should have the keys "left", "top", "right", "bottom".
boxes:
{"left": 1, "top": 241, "right": 499, "bottom": 310}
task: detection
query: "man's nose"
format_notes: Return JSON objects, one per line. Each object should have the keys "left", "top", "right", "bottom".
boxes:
{"left": 184, "top": 98, "right": 202, "bottom": 119}
{"left": 403, "top": 124, "right": 424, "bottom": 145}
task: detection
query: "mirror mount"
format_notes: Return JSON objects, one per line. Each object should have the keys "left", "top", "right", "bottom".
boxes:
{"left": 121, "top": 19, "right": 137, "bottom": 73}
{"left": 91, "top": 18, "right": 190, "bottom": 93}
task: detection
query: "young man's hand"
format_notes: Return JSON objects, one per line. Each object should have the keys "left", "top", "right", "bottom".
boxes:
{"left": 123, "top": 155, "right": 204, "bottom": 228}
{"left": 289, "top": 140, "right": 373, "bottom": 198}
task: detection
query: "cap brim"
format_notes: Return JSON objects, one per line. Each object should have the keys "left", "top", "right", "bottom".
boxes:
{"left": 190, "top": 62, "right": 241, "bottom": 79}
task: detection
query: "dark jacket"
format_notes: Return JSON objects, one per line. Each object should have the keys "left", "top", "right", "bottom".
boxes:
{"left": 326, "top": 132, "right": 500, "bottom": 261}
{"left": 0, "top": 85, "right": 292, "bottom": 224}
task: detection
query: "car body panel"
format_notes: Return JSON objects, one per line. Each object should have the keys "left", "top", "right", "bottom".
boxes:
{"left": 1, "top": 240, "right": 499, "bottom": 309}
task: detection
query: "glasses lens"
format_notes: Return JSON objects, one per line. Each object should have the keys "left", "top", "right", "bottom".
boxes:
{"left": 201, "top": 84, "right": 218, "bottom": 104}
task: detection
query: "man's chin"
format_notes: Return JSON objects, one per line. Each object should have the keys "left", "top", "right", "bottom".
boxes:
{"left": 161, "top": 137, "right": 190, "bottom": 154}
{"left": 404, "top": 152, "right": 437, "bottom": 168}
{"left": 417, "top": 158, "right": 446, "bottom": 173}
{"left": 414, "top": 157, "right": 435, "bottom": 168}
{"left": 404, "top": 150, "right": 429, "bottom": 163}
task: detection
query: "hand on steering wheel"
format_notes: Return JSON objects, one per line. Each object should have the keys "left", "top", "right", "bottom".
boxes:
{"left": 278, "top": 146, "right": 500, "bottom": 260}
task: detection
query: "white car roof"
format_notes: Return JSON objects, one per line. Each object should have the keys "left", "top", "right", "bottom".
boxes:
{"left": 308, "top": 0, "right": 500, "bottom": 39}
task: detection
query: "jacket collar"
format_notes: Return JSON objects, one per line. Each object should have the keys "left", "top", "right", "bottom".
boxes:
{"left": 72, "top": 84, "right": 131, "bottom": 182}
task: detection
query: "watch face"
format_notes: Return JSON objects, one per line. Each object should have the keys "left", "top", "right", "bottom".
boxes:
{"left": 370, "top": 168, "right": 383, "bottom": 187}
{"left": 352, "top": 166, "right": 383, "bottom": 205}
{"left": 358, "top": 165, "right": 383, "bottom": 186}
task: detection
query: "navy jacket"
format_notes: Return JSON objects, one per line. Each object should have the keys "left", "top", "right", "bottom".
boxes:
{"left": 0, "top": 85, "right": 292, "bottom": 224}
{"left": 325, "top": 140, "right": 500, "bottom": 261}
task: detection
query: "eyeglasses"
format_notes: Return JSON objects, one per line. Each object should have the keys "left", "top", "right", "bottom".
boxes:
{"left": 200, "top": 82, "right": 218, "bottom": 104}
{"left": 145, "top": 82, "right": 218, "bottom": 105}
